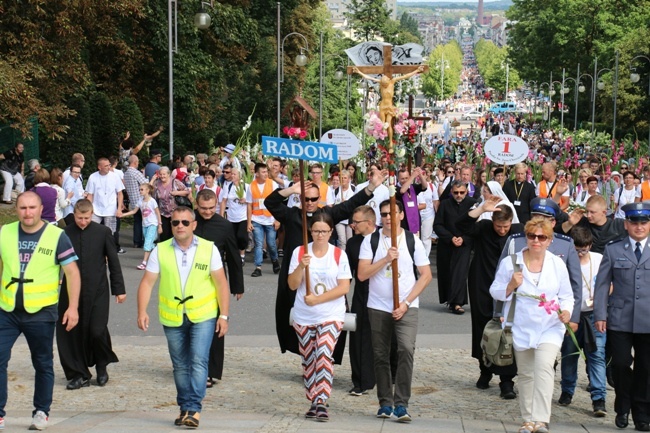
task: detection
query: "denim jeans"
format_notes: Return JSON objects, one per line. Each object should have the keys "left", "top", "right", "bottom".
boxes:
{"left": 163, "top": 315, "right": 216, "bottom": 412}
{"left": 252, "top": 221, "right": 278, "bottom": 267}
{"left": 0, "top": 310, "right": 55, "bottom": 417}
{"left": 560, "top": 312, "right": 607, "bottom": 401}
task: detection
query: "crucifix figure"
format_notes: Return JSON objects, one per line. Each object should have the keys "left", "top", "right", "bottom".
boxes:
{"left": 348, "top": 44, "right": 429, "bottom": 152}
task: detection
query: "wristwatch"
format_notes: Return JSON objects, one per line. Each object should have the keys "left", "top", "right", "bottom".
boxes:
{"left": 404, "top": 300, "right": 411, "bottom": 308}
{"left": 219, "top": 315, "right": 230, "bottom": 322}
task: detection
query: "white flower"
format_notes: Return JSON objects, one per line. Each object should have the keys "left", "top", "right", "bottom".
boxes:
{"left": 396, "top": 148, "right": 406, "bottom": 158}
{"left": 388, "top": 185, "right": 396, "bottom": 197}
{"left": 383, "top": 122, "right": 390, "bottom": 130}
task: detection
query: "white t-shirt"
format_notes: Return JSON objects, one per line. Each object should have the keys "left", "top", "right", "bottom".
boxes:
{"left": 246, "top": 180, "right": 279, "bottom": 225}
{"left": 580, "top": 252, "right": 603, "bottom": 312}
{"left": 614, "top": 187, "right": 641, "bottom": 218}
{"left": 288, "top": 243, "right": 352, "bottom": 325}
{"left": 356, "top": 181, "right": 389, "bottom": 226}
{"left": 333, "top": 186, "right": 356, "bottom": 225}
{"left": 219, "top": 182, "right": 249, "bottom": 223}
{"left": 146, "top": 238, "right": 223, "bottom": 300}
{"left": 418, "top": 184, "right": 439, "bottom": 221}
{"left": 359, "top": 230, "right": 430, "bottom": 313}
{"left": 86, "top": 171, "right": 125, "bottom": 217}
{"left": 137, "top": 197, "right": 160, "bottom": 227}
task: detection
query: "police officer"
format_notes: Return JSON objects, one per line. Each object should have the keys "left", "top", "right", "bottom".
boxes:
{"left": 594, "top": 202, "right": 650, "bottom": 431}
{"left": 500, "top": 198, "right": 582, "bottom": 325}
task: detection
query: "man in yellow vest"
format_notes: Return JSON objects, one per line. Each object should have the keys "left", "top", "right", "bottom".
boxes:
{"left": 0, "top": 191, "right": 81, "bottom": 431}
{"left": 246, "top": 162, "right": 280, "bottom": 277}
{"left": 136, "top": 206, "right": 230, "bottom": 429}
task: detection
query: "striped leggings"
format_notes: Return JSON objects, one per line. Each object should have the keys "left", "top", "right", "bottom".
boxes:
{"left": 293, "top": 321, "right": 342, "bottom": 403}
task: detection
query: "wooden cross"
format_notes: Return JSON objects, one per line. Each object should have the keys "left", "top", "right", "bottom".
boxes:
{"left": 347, "top": 43, "right": 429, "bottom": 310}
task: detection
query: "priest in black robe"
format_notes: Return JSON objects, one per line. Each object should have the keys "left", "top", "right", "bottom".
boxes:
{"left": 194, "top": 188, "right": 244, "bottom": 385}
{"left": 456, "top": 197, "right": 523, "bottom": 397}
{"left": 433, "top": 180, "right": 477, "bottom": 313}
{"left": 57, "top": 199, "right": 125, "bottom": 389}
{"left": 265, "top": 168, "right": 386, "bottom": 361}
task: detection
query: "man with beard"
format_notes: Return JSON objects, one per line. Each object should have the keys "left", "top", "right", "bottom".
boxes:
{"left": 433, "top": 180, "right": 478, "bottom": 314}
{"left": 193, "top": 189, "right": 244, "bottom": 387}
{"left": 57, "top": 199, "right": 126, "bottom": 389}
{"left": 456, "top": 197, "right": 522, "bottom": 397}
{"left": 265, "top": 168, "right": 386, "bottom": 359}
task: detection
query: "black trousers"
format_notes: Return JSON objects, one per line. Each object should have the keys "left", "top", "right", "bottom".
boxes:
{"left": 608, "top": 330, "right": 650, "bottom": 423}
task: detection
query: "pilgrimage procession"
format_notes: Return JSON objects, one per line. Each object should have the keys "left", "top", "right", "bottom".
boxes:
{"left": 0, "top": 0, "right": 649, "bottom": 432}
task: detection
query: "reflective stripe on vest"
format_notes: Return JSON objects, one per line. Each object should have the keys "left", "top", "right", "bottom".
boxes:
{"left": 157, "top": 238, "right": 218, "bottom": 327}
{"left": 642, "top": 181, "right": 650, "bottom": 201}
{"left": 318, "top": 183, "right": 329, "bottom": 208}
{"left": 251, "top": 179, "right": 273, "bottom": 217}
{"left": 0, "top": 222, "right": 62, "bottom": 313}
{"left": 539, "top": 180, "right": 568, "bottom": 209}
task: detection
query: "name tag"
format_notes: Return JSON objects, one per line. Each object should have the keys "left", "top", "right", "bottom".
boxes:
{"left": 407, "top": 201, "right": 415, "bottom": 208}
{"left": 514, "top": 200, "right": 521, "bottom": 206}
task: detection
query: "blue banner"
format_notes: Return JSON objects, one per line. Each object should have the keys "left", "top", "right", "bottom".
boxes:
{"left": 262, "top": 136, "right": 338, "bottom": 164}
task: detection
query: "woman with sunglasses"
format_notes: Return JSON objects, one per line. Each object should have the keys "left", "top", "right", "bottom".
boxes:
{"left": 490, "top": 218, "right": 574, "bottom": 433}
{"left": 287, "top": 213, "right": 351, "bottom": 422}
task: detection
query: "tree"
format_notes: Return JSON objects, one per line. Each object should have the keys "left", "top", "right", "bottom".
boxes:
{"left": 421, "top": 42, "right": 463, "bottom": 100}
{"left": 113, "top": 97, "right": 144, "bottom": 158}
{"left": 475, "top": 39, "right": 522, "bottom": 98}
{"left": 89, "top": 93, "right": 118, "bottom": 161}
{"left": 345, "top": 0, "right": 391, "bottom": 42}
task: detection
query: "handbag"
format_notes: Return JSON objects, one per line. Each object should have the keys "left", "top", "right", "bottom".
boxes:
{"left": 481, "top": 254, "right": 519, "bottom": 368}
{"left": 173, "top": 181, "right": 193, "bottom": 209}
{"left": 289, "top": 308, "right": 357, "bottom": 332}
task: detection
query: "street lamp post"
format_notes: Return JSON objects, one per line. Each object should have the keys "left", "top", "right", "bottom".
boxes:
{"left": 435, "top": 54, "right": 450, "bottom": 103}
{"left": 502, "top": 61, "right": 509, "bottom": 99}
{"left": 526, "top": 80, "right": 537, "bottom": 116}
{"left": 630, "top": 55, "right": 650, "bottom": 149}
{"left": 276, "top": 2, "right": 309, "bottom": 137}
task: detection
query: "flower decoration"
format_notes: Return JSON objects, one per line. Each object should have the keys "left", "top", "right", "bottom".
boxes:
{"left": 282, "top": 126, "right": 308, "bottom": 140}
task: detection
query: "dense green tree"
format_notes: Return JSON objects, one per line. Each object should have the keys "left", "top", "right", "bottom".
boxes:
{"left": 345, "top": 0, "right": 391, "bottom": 42}
{"left": 474, "top": 39, "right": 522, "bottom": 98}
{"left": 421, "top": 42, "right": 463, "bottom": 100}
{"left": 89, "top": 93, "right": 118, "bottom": 162}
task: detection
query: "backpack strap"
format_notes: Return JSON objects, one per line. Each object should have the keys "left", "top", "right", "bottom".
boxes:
{"left": 371, "top": 230, "right": 419, "bottom": 279}
{"left": 333, "top": 246, "right": 342, "bottom": 265}
{"left": 298, "top": 245, "right": 305, "bottom": 261}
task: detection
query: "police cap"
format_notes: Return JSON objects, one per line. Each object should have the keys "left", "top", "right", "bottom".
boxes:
{"left": 622, "top": 202, "right": 650, "bottom": 222}
{"left": 530, "top": 198, "right": 561, "bottom": 219}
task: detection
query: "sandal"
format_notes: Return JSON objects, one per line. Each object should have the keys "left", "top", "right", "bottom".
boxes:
{"left": 182, "top": 411, "right": 200, "bottom": 428}
{"left": 451, "top": 305, "right": 465, "bottom": 315}
{"left": 206, "top": 377, "right": 215, "bottom": 388}
{"left": 174, "top": 410, "right": 187, "bottom": 426}
{"left": 315, "top": 404, "right": 329, "bottom": 422}
{"left": 136, "top": 262, "right": 146, "bottom": 270}
{"left": 533, "top": 421, "right": 549, "bottom": 433}
{"left": 518, "top": 421, "right": 535, "bottom": 433}
{"left": 305, "top": 403, "right": 317, "bottom": 419}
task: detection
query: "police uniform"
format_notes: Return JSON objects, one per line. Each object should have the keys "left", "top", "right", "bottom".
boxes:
{"left": 594, "top": 202, "right": 650, "bottom": 430}
{"left": 500, "top": 198, "right": 583, "bottom": 324}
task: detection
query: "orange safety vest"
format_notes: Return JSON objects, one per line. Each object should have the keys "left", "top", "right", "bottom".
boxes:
{"left": 539, "top": 179, "right": 568, "bottom": 209}
{"left": 251, "top": 179, "right": 273, "bottom": 217}
{"left": 642, "top": 181, "right": 650, "bottom": 201}
{"left": 318, "top": 182, "right": 330, "bottom": 208}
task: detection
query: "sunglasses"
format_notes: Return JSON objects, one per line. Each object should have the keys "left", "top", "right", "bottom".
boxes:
{"left": 223, "top": 171, "right": 231, "bottom": 174}
{"left": 171, "top": 220, "right": 191, "bottom": 227}
{"left": 380, "top": 212, "right": 393, "bottom": 218}
{"left": 446, "top": 171, "right": 454, "bottom": 174}
{"left": 304, "top": 197, "right": 319, "bottom": 203}
{"left": 526, "top": 233, "right": 549, "bottom": 242}
{"left": 452, "top": 191, "right": 467, "bottom": 195}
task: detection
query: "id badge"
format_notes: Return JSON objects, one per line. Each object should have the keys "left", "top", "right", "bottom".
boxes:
{"left": 384, "top": 265, "right": 392, "bottom": 278}
{"left": 585, "top": 298, "right": 594, "bottom": 307}
{"left": 407, "top": 201, "right": 415, "bottom": 208}
{"left": 514, "top": 200, "right": 521, "bottom": 206}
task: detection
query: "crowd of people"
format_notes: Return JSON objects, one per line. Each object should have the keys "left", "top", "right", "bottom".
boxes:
{"left": 2, "top": 128, "right": 650, "bottom": 433}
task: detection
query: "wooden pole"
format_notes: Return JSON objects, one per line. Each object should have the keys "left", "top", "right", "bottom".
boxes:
{"left": 298, "top": 159, "right": 311, "bottom": 295}
{"left": 389, "top": 173, "right": 399, "bottom": 310}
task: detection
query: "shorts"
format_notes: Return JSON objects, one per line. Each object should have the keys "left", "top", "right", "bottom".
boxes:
{"left": 143, "top": 225, "right": 158, "bottom": 252}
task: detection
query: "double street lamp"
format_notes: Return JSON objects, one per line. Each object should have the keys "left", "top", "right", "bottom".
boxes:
{"left": 630, "top": 55, "right": 650, "bottom": 149}
{"left": 435, "top": 54, "right": 450, "bottom": 102}
{"left": 276, "top": 2, "right": 309, "bottom": 137}
{"left": 575, "top": 57, "right": 615, "bottom": 145}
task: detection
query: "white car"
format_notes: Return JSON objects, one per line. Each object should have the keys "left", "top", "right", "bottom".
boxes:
{"left": 462, "top": 110, "right": 484, "bottom": 120}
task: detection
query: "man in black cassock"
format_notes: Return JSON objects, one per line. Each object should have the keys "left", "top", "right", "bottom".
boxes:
{"left": 265, "top": 168, "right": 386, "bottom": 361}
{"left": 57, "top": 199, "right": 125, "bottom": 389}
{"left": 456, "top": 197, "right": 523, "bottom": 398}
{"left": 194, "top": 189, "right": 244, "bottom": 386}
{"left": 433, "top": 180, "right": 477, "bottom": 314}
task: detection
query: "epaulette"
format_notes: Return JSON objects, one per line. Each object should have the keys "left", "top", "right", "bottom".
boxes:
{"left": 553, "top": 233, "right": 572, "bottom": 242}
{"left": 607, "top": 238, "right": 624, "bottom": 245}
{"left": 511, "top": 232, "right": 525, "bottom": 238}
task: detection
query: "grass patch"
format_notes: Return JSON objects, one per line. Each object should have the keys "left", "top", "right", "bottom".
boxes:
{"left": 0, "top": 206, "right": 17, "bottom": 226}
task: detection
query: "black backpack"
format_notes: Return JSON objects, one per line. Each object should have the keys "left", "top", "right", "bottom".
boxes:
{"left": 369, "top": 230, "right": 419, "bottom": 279}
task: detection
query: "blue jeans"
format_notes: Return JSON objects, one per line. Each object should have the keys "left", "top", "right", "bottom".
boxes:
{"left": 560, "top": 312, "right": 607, "bottom": 401}
{"left": 252, "top": 221, "right": 278, "bottom": 267}
{"left": 0, "top": 310, "right": 55, "bottom": 417}
{"left": 163, "top": 315, "right": 216, "bottom": 412}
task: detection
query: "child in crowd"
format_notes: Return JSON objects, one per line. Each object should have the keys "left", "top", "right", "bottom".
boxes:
{"left": 122, "top": 183, "right": 162, "bottom": 270}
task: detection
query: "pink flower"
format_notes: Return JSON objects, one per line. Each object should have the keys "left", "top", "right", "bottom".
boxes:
{"left": 538, "top": 294, "right": 560, "bottom": 314}
{"left": 299, "top": 129, "right": 307, "bottom": 139}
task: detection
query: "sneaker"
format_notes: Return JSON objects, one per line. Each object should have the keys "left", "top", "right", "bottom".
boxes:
{"left": 29, "top": 411, "right": 48, "bottom": 431}
{"left": 278, "top": 249, "right": 284, "bottom": 257}
{"left": 136, "top": 262, "right": 147, "bottom": 270}
{"left": 0, "top": 416, "right": 4, "bottom": 430}
{"left": 263, "top": 249, "right": 268, "bottom": 259}
{"left": 349, "top": 387, "right": 363, "bottom": 396}
{"left": 593, "top": 399, "right": 607, "bottom": 417}
{"left": 376, "top": 406, "right": 393, "bottom": 418}
{"left": 251, "top": 268, "right": 262, "bottom": 277}
{"left": 394, "top": 405, "right": 411, "bottom": 423}
{"left": 241, "top": 257, "right": 245, "bottom": 266}
{"left": 558, "top": 391, "right": 573, "bottom": 406}
{"left": 117, "top": 248, "right": 126, "bottom": 254}
{"left": 272, "top": 260, "right": 281, "bottom": 274}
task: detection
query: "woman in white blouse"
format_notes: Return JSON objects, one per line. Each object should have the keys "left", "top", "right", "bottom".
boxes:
{"left": 490, "top": 218, "right": 574, "bottom": 433}
{"left": 287, "top": 213, "right": 351, "bottom": 422}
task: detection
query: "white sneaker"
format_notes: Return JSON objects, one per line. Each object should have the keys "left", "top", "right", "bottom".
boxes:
{"left": 0, "top": 416, "right": 5, "bottom": 429}
{"left": 29, "top": 411, "right": 48, "bottom": 430}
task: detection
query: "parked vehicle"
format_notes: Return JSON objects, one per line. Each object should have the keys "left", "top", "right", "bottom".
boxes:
{"left": 463, "top": 110, "right": 484, "bottom": 120}
{"left": 488, "top": 101, "right": 517, "bottom": 114}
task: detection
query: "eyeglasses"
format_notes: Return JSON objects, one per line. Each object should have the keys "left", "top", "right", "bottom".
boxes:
{"left": 379, "top": 212, "right": 392, "bottom": 218}
{"left": 304, "top": 197, "right": 319, "bottom": 203}
{"left": 350, "top": 219, "right": 370, "bottom": 225}
{"left": 575, "top": 248, "right": 590, "bottom": 255}
{"left": 71, "top": 171, "right": 81, "bottom": 174}
{"left": 446, "top": 171, "right": 454, "bottom": 174}
{"left": 311, "top": 229, "right": 331, "bottom": 236}
{"left": 171, "top": 220, "right": 191, "bottom": 227}
{"left": 621, "top": 166, "right": 628, "bottom": 169}
{"left": 452, "top": 191, "right": 467, "bottom": 195}
{"left": 311, "top": 171, "right": 323, "bottom": 175}
{"left": 223, "top": 171, "right": 231, "bottom": 174}
{"left": 526, "top": 233, "right": 549, "bottom": 242}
